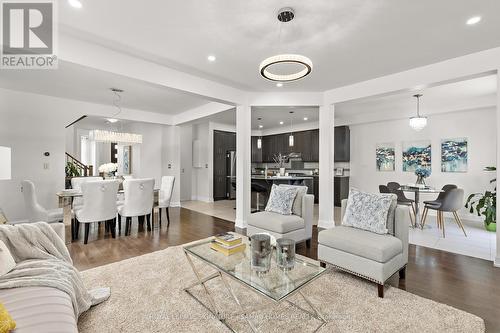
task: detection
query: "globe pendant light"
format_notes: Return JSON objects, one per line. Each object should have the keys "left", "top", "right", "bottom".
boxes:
{"left": 257, "top": 117, "right": 263, "bottom": 149}
{"left": 259, "top": 8, "right": 313, "bottom": 83}
{"left": 409, "top": 94, "right": 427, "bottom": 131}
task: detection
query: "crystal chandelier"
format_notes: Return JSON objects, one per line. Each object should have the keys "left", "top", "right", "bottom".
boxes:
{"left": 259, "top": 8, "right": 313, "bottom": 83}
{"left": 89, "top": 130, "right": 142, "bottom": 144}
{"left": 409, "top": 94, "right": 427, "bottom": 131}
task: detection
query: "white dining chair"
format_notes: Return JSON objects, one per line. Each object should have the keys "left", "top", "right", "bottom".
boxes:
{"left": 21, "top": 180, "right": 64, "bottom": 223}
{"left": 75, "top": 180, "right": 120, "bottom": 244}
{"left": 71, "top": 176, "right": 103, "bottom": 209}
{"left": 158, "top": 176, "right": 175, "bottom": 227}
{"left": 118, "top": 178, "right": 155, "bottom": 236}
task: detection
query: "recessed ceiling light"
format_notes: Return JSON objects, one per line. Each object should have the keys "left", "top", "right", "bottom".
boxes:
{"left": 303, "top": 117, "right": 308, "bottom": 121}
{"left": 107, "top": 118, "right": 118, "bottom": 123}
{"left": 466, "top": 16, "right": 481, "bottom": 25}
{"left": 276, "top": 83, "right": 283, "bottom": 87}
{"left": 259, "top": 125, "right": 263, "bottom": 129}
{"left": 279, "top": 121, "right": 284, "bottom": 125}
{"left": 68, "top": 0, "right": 82, "bottom": 8}
{"left": 207, "top": 55, "right": 216, "bottom": 62}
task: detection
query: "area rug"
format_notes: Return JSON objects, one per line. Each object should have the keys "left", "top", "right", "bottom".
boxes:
{"left": 78, "top": 244, "right": 485, "bottom": 332}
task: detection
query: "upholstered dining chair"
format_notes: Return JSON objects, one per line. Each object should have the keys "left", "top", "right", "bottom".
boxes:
{"left": 421, "top": 187, "right": 466, "bottom": 237}
{"left": 74, "top": 180, "right": 119, "bottom": 244}
{"left": 21, "top": 180, "right": 64, "bottom": 223}
{"left": 422, "top": 184, "right": 458, "bottom": 208}
{"left": 118, "top": 178, "right": 155, "bottom": 235}
{"left": 71, "top": 176, "right": 103, "bottom": 209}
{"left": 380, "top": 184, "right": 415, "bottom": 225}
{"left": 158, "top": 176, "right": 175, "bottom": 227}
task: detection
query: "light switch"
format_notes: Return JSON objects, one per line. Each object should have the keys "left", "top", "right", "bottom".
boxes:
{"left": 43, "top": 163, "right": 49, "bottom": 170}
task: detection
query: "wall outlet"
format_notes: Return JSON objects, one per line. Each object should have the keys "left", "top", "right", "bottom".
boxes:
{"left": 168, "top": 163, "right": 172, "bottom": 169}
{"left": 205, "top": 164, "right": 208, "bottom": 168}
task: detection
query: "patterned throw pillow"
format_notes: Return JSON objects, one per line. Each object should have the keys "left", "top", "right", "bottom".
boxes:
{"left": 342, "top": 188, "right": 396, "bottom": 234}
{"left": 265, "top": 184, "right": 298, "bottom": 215}
{"left": 279, "top": 185, "right": 308, "bottom": 216}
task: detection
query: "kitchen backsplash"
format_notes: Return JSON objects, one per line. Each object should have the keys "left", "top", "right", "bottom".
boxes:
{"left": 252, "top": 161, "right": 350, "bottom": 176}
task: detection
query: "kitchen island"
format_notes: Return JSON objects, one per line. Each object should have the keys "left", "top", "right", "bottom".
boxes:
{"left": 251, "top": 175, "right": 314, "bottom": 209}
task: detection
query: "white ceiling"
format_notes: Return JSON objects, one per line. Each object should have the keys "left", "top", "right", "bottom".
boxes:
{"left": 0, "top": 61, "right": 209, "bottom": 115}
{"left": 59, "top": 0, "right": 500, "bottom": 92}
{"left": 336, "top": 75, "right": 497, "bottom": 121}
{"left": 187, "top": 106, "right": 319, "bottom": 130}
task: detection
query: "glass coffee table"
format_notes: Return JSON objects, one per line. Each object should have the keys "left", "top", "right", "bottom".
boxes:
{"left": 183, "top": 234, "right": 326, "bottom": 332}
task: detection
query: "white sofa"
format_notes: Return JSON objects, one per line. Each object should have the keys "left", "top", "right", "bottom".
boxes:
{"left": 0, "top": 223, "right": 78, "bottom": 333}
{"left": 247, "top": 192, "right": 314, "bottom": 247}
{"left": 318, "top": 199, "right": 409, "bottom": 298}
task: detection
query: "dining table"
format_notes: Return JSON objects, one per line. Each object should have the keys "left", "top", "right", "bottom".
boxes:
{"left": 56, "top": 188, "right": 160, "bottom": 244}
{"left": 399, "top": 185, "right": 443, "bottom": 228}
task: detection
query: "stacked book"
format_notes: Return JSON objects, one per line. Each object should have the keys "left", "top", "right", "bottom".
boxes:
{"left": 210, "top": 233, "right": 246, "bottom": 256}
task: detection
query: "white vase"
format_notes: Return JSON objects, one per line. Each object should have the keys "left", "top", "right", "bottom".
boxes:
{"left": 279, "top": 167, "right": 286, "bottom": 176}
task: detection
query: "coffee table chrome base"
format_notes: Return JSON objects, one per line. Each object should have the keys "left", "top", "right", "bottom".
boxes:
{"left": 183, "top": 250, "right": 327, "bottom": 333}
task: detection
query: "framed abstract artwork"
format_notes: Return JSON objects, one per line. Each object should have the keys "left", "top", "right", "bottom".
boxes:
{"left": 441, "top": 138, "right": 467, "bottom": 172}
{"left": 402, "top": 140, "right": 431, "bottom": 172}
{"left": 376, "top": 143, "right": 395, "bottom": 171}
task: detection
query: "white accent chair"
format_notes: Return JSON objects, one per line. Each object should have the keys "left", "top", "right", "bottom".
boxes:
{"left": 21, "top": 180, "right": 64, "bottom": 223}
{"left": 247, "top": 186, "right": 314, "bottom": 247}
{"left": 158, "top": 176, "right": 175, "bottom": 227}
{"left": 74, "top": 180, "right": 119, "bottom": 244}
{"left": 71, "top": 176, "right": 103, "bottom": 209}
{"left": 118, "top": 178, "right": 155, "bottom": 236}
{"left": 318, "top": 199, "right": 410, "bottom": 298}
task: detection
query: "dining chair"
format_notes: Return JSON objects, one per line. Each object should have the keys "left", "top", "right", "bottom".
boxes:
{"left": 71, "top": 176, "right": 103, "bottom": 209}
{"left": 421, "top": 187, "right": 466, "bottom": 238}
{"left": 387, "top": 182, "right": 416, "bottom": 209}
{"left": 422, "top": 184, "right": 458, "bottom": 208}
{"left": 158, "top": 176, "right": 175, "bottom": 227}
{"left": 118, "top": 178, "right": 155, "bottom": 235}
{"left": 21, "top": 180, "right": 64, "bottom": 223}
{"left": 74, "top": 180, "right": 120, "bottom": 244}
{"left": 380, "top": 184, "right": 414, "bottom": 225}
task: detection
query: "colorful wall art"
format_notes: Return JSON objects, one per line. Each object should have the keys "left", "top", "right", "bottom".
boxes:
{"left": 441, "top": 138, "right": 468, "bottom": 172}
{"left": 376, "top": 143, "right": 395, "bottom": 171}
{"left": 402, "top": 141, "right": 431, "bottom": 172}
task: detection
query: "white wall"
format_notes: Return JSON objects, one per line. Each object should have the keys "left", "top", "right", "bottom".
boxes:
{"left": 349, "top": 107, "right": 496, "bottom": 220}
{"left": 179, "top": 125, "right": 193, "bottom": 201}
{"left": 0, "top": 89, "right": 82, "bottom": 221}
{"left": 161, "top": 125, "right": 181, "bottom": 206}
{"left": 191, "top": 123, "right": 210, "bottom": 201}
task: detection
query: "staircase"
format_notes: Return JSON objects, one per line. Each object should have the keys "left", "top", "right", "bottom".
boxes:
{"left": 65, "top": 152, "right": 93, "bottom": 177}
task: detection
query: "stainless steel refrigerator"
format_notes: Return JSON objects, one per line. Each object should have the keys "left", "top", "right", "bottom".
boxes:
{"left": 226, "top": 150, "right": 236, "bottom": 200}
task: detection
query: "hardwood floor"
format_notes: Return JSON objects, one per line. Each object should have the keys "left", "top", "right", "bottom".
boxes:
{"left": 68, "top": 207, "right": 500, "bottom": 331}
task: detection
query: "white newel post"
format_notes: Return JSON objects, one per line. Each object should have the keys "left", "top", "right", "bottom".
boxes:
{"left": 496, "top": 71, "right": 500, "bottom": 268}
{"left": 236, "top": 105, "right": 251, "bottom": 230}
{"left": 318, "top": 104, "right": 335, "bottom": 229}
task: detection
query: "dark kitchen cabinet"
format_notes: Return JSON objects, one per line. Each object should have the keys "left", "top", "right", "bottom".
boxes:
{"left": 334, "top": 126, "right": 350, "bottom": 162}
{"left": 262, "top": 135, "right": 276, "bottom": 162}
{"left": 213, "top": 130, "right": 236, "bottom": 200}
{"left": 251, "top": 136, "right": 262, "bottom": 163}
{"left": 334, "top": 177, "right": 350, "bottom": 207}
{"left": 310, "top": 129, "right": 319, "bottom": 162}
{"left": 313, "top": 176, "right": 319, "bottom": 203}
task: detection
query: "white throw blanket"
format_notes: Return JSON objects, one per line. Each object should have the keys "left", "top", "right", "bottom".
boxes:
{"left": 0, "top": 222, "right": 108, "bottom": 317}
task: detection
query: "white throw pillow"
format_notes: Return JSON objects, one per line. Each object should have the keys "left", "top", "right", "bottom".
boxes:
{"left": 279, "top": 184, "right": 308, "bottom": 216}
{"left": 0, "top": 240, "right": 16, "bottom": 276}
{"left": 342, "top": 188, "right": 396, "bottom": 234}
{"left": 265, "top": 184, "right": 298, "bottom": 215}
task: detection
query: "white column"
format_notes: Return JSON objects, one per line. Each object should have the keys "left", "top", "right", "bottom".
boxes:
{"left": 318, "top": 104, "right": 335, "bottom": 229}
{"left": 236, "top": 105, "right": 251, "bottom": 230}
{"left": 496, "top": 71, "right": 500, "bottom": 267}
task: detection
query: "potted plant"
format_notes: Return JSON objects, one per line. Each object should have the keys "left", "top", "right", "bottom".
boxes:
{"left": 273, "top": 153, "right": 288, "bottom": 176}
{"left": 65, "top": 162, "right": 81, "bottom": 188}
{"left": 414, "top": 167, "right": 431, "bottom": 186}
{"left": 465, "top": 166, "right": 496, "bottom": 232}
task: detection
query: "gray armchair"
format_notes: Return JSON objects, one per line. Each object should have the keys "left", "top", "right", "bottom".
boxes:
{"left": 247, "top": 191, "right": 314, "bottom": 247}
{"left": 318, "top": 199, "right": 410, "bottom": 297}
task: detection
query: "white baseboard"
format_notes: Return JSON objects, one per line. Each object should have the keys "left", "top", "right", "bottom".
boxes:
{"left": 235, "top": 219, "right": 247, "bottom": 229}
{"left": 190, "top": 196, "right": 213, "bottom": 203}
{"left": 169, "top": 202, "right": 181, "bottom": 207}
{"left": 495, "top": 257, "right": 500, "bottom": 268}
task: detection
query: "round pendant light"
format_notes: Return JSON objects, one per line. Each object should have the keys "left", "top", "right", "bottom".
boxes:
{"left": 259, "top": 8, "right": 313, "bottom": 82}
{"left": 409, "top": 94, "right": 427, "bottom": 131}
